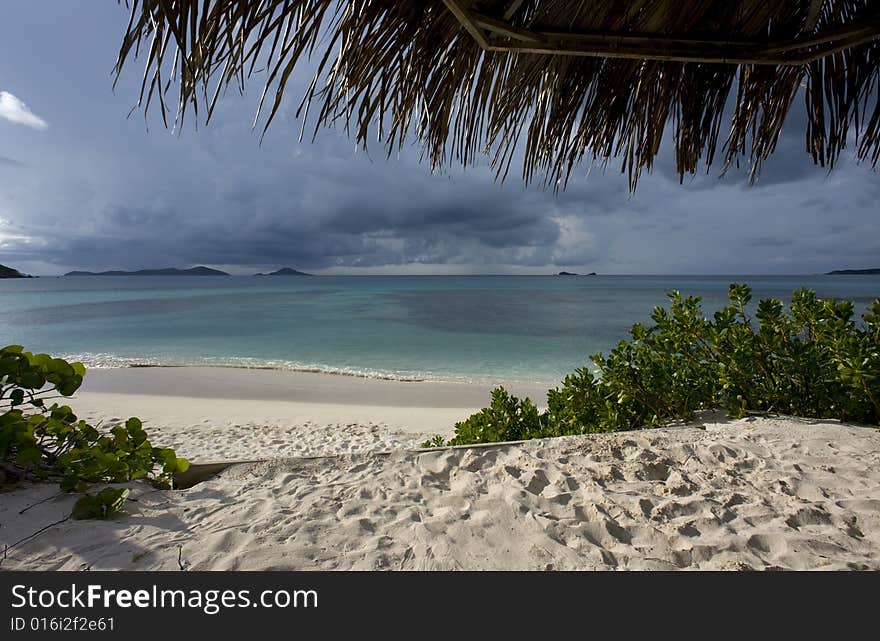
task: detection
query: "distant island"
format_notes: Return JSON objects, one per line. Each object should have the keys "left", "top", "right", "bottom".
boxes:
{"left": 65, "top": 266, "right": 229, "bottom": 276}
{"left": 557, "top": 271, "right": 597, "bottom": 276}
{"left": 254, "top": 267, "right": 313, "bottom": 276}
{"left": 826, "top": 268, "right": 880, "bottom": 275}
{"left": 0, "top": 263, "right": 32, "bottom": 278}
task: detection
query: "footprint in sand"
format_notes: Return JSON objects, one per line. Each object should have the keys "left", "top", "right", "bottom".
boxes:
{"left": 525, "top": 470, "right": 551, "bottom": 495}
{"left": 638, "top": 460, "right": 671, "bottom": 482}
{"left": 746, "top": 533, "right": 787, "bottom": 557}
{"left": 677, "top": 522, "right": 701, "bottom": 537}
{"left": 784, "top": 506, "right": 833, "bottom": 529}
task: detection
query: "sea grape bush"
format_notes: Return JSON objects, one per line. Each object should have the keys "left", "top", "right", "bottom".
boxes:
{"left": 0, "top": 346, "right": 189, "bottom": 516}
{"left": 448, "top": 387, "right": 547, "bottom": 445}
{"left": 71, "top": 487, "right": 132, "bottom": 520}
{"left": 424, "top": 285, "right": 880, "bottom": 447}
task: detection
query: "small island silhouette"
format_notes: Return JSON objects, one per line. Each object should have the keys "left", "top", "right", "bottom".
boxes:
{"left": 65, "top": 266, "right": 229, "bottom": 276}
{"left": 826, "top": 268, "right": 880, "bottom": 275}
{"left": 254, "top": 267, "right": 313, "bottom": 276}
{"left": 0, "top": 263, "right": 32, "bottom": 278}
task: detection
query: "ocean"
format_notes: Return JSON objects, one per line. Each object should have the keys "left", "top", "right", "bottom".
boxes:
{"left": 1, "top": 274, "right": 878, "bottom": 385}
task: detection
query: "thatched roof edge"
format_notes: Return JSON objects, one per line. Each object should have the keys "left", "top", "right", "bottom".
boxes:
{"left": 114, "top": 1, "right": 880, "bottom": 190}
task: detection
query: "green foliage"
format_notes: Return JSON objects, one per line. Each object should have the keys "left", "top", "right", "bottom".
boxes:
{"left": 420, "top": 435, "right": 447, "bottom": 448}
{"left": 72, "top": 488, "right": 131, "bottom": 520}
{"left": 0, "top": 346, "right": 189, "bottom": 511}
{"left": 545, "top": 367, "right": 614, "bottom": 435}
{"left": 444, "top": 285, "right": 880, "bottom": 446}
{"left": 445, "top": 387, "right": 549, "bottom": 446}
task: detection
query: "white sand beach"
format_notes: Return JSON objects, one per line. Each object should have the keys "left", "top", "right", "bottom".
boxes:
{"left": 2, "top": 367, "right": 879, "bottom": 571}
{"left": 66, "top": 367, "right": 551, "bottom": 460}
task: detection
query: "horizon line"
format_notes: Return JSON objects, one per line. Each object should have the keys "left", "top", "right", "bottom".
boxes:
{"left": 19, "top": 271, "right": 870, "bottom": 278}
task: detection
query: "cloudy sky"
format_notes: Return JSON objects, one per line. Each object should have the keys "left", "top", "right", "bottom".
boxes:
{"left": 0, "top": 1, "right": 878, "bottom": 276}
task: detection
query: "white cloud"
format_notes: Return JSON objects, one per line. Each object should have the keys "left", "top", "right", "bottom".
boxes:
{"left": 0, "top": 91, "right": 48, "bottom": 130}
{"left": 550, "top": 215, "right": 597, "bottom": 266}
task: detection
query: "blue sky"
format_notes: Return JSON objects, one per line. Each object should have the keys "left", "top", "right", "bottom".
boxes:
{"left": 0, "top": 0, "right": 878, "bottom": 276}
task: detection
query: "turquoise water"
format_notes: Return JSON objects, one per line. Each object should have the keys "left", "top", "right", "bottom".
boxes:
{"left": 1, "top": 275, "right": 878, "bottom": 384}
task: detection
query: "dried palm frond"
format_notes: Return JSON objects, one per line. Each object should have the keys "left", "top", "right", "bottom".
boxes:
{"left": 114, "top": 1, "right": 880, "bottom": 191}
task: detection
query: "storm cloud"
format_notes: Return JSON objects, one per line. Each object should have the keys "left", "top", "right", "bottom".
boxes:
{"left": 0, "top": 1, "right": 877, "bottom": 276}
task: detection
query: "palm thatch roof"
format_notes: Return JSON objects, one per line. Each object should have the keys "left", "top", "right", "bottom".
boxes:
{"left": 114, "top": 1, "right": 880, "bottom": 190}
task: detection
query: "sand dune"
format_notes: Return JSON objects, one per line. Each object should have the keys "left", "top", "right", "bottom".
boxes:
{"left": 3, "top": 412, "right": 879, "bottom": 571}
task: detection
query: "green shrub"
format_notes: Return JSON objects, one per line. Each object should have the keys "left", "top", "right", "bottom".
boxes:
{"left": 445, "top": 387, "right": 548, "bottom": 446}
{"left": 420, "top": 435, "right": 447, "bottom": 448}
{"left": 72, "top": 488, "right": 131, "bottom": 520}
{"left": 429, "top": 285, "right": 880, "bottom": 447}
{"left": 0, "top": 346, "right": 189, "bottom": 501}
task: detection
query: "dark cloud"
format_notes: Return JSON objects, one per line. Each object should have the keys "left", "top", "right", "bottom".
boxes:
{"left": 0, "top": 1, "right": 878, "bottom": 277}
{"left": 745, "top": 237, "right": 794, "bottom": 248}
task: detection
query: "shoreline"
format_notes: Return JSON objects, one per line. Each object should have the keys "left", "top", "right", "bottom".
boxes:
{"left": 62, "top": 354, "right": 562, "bottom": 387}
{"left": 75, "top": 366, "right": 550, "bottom": 408}
{"left": 66, "top": 367, "right": 551, "bottom": 462}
